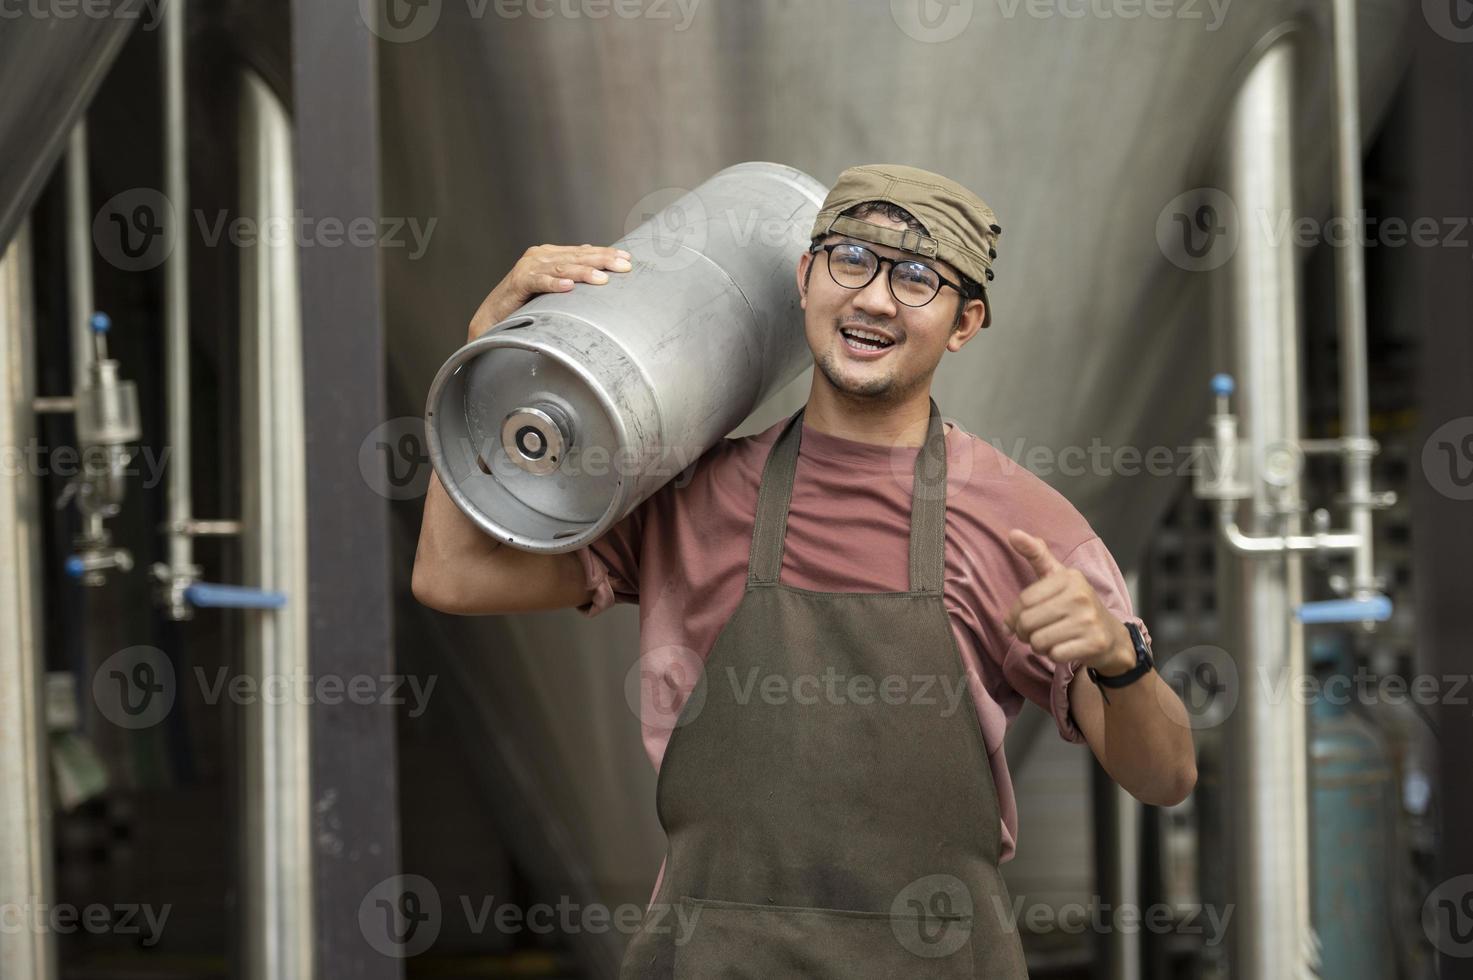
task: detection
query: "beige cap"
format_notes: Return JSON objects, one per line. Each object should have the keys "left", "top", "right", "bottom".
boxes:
{"left": 810, "top": 163, "right": 1002, "bottom": 328}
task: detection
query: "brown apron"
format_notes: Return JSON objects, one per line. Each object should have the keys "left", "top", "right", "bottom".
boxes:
{"left": 618, "top": 398, "right": 1029, "bottom": 979}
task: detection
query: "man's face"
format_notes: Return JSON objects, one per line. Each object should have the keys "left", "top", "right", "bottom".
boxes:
{"left": 796, "top": 215, "right": 986, "bottom": 404}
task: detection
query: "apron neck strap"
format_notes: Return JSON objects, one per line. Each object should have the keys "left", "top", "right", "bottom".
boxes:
{"left": 746, "top": 398, "right": 949, "bottom": 593}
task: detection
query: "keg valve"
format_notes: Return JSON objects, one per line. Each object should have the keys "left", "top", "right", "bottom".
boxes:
{"left": 501, "top": 404, "right": 571, "bottom": 476}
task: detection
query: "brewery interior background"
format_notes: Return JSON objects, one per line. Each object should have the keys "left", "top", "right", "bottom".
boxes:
{"left": 1, "top": 0, "right": 1471, "bottom": 978}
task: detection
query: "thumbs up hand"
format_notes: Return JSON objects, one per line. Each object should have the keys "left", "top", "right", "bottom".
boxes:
{"left": 1002, "top": 529, "right": 1134, "bottom": 674}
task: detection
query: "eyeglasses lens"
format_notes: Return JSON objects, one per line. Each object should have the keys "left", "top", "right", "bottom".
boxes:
{"left": 827, "top": 243, "right": 940, "bottom": 307}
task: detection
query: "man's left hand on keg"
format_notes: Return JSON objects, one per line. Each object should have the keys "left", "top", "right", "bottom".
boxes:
{"left": 467, "top": 243, "right": 634, "bottom": 343}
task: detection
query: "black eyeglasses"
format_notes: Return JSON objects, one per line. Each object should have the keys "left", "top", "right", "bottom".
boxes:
{"left": 809, "top": 241, "right": 971, "bottom": 308}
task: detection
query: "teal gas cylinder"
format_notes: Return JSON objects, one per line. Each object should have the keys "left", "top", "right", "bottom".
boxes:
{"left": 1309, "top": 634, "right": 1396, "bottom": 980}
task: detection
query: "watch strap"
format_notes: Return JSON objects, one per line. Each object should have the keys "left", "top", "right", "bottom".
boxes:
{"left": 1087, "top": 621, "right": 1154, "bottom": 704}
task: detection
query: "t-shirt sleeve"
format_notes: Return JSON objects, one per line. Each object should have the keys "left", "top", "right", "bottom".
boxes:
{"left": 999, "top": 534, "right": 1151, "bottom": 744}
{"left": 572, "top": 498, "right": 646, "bottom": 617}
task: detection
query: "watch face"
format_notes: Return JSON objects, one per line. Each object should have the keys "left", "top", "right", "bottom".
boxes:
{"left": 1126, "top": 621, "right": 1153, "bottom": 664}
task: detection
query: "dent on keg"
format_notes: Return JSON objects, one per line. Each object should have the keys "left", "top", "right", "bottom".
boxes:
{"left": 425, "top": 161, "right": 825, "bottom": 553}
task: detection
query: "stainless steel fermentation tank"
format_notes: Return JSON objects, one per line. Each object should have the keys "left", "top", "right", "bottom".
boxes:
{"left": 426, "top": 161, "right": 824, "bottom": 553}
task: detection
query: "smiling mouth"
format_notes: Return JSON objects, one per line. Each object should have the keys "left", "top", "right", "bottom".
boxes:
{"left": 838, "top": 325, "right": 896, "bottom": 353}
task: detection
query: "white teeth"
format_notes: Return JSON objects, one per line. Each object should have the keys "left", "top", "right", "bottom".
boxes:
{"left": 841, "top": 327, "right": 893, "bottom": 345}
{"left": 842, "top": 331, "right": 889, "bottom": 353}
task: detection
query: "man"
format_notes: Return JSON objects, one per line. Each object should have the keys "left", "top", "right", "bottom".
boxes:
{"left": 413, "top": 163, "right": 1196, "bottom": 977}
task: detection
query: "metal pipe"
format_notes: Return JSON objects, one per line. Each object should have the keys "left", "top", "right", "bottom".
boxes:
{"left": 1094, "top": 572, "right": 1142, "bottom": 979}
{"left": 1329, "top": 0, "right": 1378, "bottom": 599}
{"left": 31, "top": 396, "right": 76, "bottom": 414}
{"left": 65, "top": 128, "right": 104, "bottom": 554}
{"left": 239, "top": 70, "right": 314, "bottom": 980}
{"left": 1217, "top": 35, "right": 1316, "bottom": 979}
{"left": 65, "top": 124, "right": 93, "bottom": 391}
{"left": 0, "top": 220, "right": 58, "bottom": 980}
{"left": 162, "top": 0, "right": 195, "bottom": 619}
{"left": 168, "top": 518, "right": 244, "bottom": 536}
{"left": 1218, "top": 500, "right": 1362, "bottom": 554}
{"left": 64, "top": 129, "right": 138, "bottom": 583}
{"left": 185, "top": 582, "right": 288, "bottom": 609}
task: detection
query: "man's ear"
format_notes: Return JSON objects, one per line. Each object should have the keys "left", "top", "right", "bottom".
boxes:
{"left": 946, "top": 295, "right": 988, "bottom": 352}
{"left": 797, "top": 251, "right": 812, "bottom": 307}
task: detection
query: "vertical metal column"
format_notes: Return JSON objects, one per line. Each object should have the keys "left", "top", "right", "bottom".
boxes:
{"left": 1093, "top": 569, "right": 1144, "bottom": 979}
{"left": 66, "top": 125, "right": 94, "bottom": 390}
{"left": 289, "top": 3, "right": 403, "bottom": 976}
{"left": 1217, "top": 36, "right": 1316, "bottom": 979}
{"left": 159, "top": 0, "right": 197, "bottom": 620}
{"left": 240, "top": 71, "right": 314, "bottom": 980}
{"left": 0, "top": 222, "right": 56, "bottom": 980}
{"left": 1328, "top": 0, "right": 1378, "bottom": 601}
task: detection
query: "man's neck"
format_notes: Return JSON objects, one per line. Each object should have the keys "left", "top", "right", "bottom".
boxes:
{"left": 801, "top": 378, "right": 935, "bottom": 448}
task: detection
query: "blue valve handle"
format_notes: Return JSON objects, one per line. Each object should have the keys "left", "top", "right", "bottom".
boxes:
{"left": 90, "top": 311, "right": 111, "bottom": 334}
{"left": 1210, "top": 373, "right": 1235, "bottom": 397}
{"left": 185, "top": 582, "right": 288, "bottom": 610}
{"left": 1295, "top": 595, "right": 1392, "bottom": 624}
{"left": 64, "top": 555, "right": 87, "bottom": 579}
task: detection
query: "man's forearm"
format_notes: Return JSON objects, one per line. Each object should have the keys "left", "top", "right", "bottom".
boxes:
{"left": 1092, "top": 650, "right": 1197, "bottom": 807}
{"left": 413, "top": 472, "right": 503, "bottom": 586}
{"left": 414, "top": 297, "right": 517, "bottom": 583}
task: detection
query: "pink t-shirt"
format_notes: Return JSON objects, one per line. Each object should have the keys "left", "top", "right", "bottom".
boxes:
{"left": 574, "top": 413, "right": 1149, "bottom": 864}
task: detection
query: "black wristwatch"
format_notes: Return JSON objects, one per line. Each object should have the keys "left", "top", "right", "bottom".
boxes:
{"left": 1087, "top": 621, "right": 1155, "bottom": 704}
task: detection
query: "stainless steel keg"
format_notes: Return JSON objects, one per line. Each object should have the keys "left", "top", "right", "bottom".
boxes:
{"left": 425, "top": 161, "right": 824, "bottom": 553}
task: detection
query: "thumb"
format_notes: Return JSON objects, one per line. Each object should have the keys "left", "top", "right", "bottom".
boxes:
{"left": 1008, "top": 528, "right": 1062, "bottom": 580}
